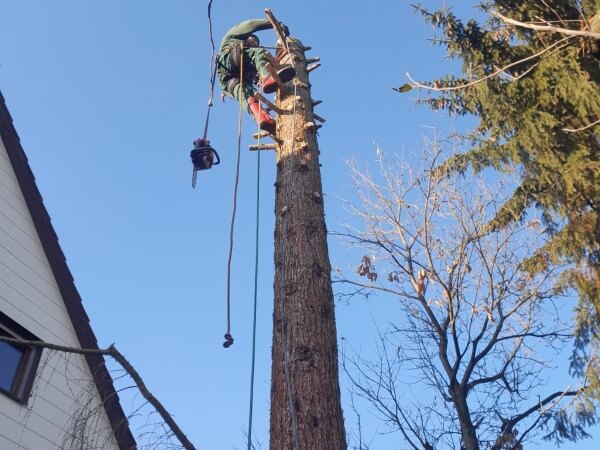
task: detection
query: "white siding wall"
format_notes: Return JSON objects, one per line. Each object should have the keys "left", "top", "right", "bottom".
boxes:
{"left": 0, "top": 139, "right": 120, "bottom": 450}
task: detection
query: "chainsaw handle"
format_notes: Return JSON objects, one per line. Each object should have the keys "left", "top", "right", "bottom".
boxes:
{"left": 211, "top": 148, "right": 220, "bottom": 165}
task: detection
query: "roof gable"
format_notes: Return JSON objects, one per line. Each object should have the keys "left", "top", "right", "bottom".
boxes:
{"left": 0, "top": 89, "right": 136, "bottom": 450}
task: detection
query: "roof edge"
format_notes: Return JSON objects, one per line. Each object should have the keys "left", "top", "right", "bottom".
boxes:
{"left": 0, "top": 90, "right": 137, "bottom": 450}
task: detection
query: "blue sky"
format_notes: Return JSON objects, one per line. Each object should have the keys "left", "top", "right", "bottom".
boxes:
{"left": 1, "top": 1, "right": 597, "bottom": 449}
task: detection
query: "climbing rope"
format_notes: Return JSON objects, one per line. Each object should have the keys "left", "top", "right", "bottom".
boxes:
{"left": 223, "top": 43, "right": 246, "bottom": 348}
{"left": 246, "top": 128, "right": 262, "bottom": 450}
{"left": 203, "top": 0, "right": 217, "bottom": 140}
{"left": 207, "top": 0, "right": 216, "bottom": 65}
{"left": 203, "top": 3, "right": 291, "bottom": 444}
{"left": 215, "top": 13, "right": 302, "bottom": 446}
{"left": 246, "top": 36, "right": 301, "bottom": 450}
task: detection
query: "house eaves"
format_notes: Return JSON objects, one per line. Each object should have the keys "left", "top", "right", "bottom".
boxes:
{"left": 0, "top": 89, "right": 137, "bottom": 450}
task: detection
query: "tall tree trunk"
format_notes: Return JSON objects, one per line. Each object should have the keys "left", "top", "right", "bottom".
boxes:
{"left": 453, "top": 387, "right": 480, "bottom": 450}
{"left": 269, "top": 37, "right": 347, "bottom": 449}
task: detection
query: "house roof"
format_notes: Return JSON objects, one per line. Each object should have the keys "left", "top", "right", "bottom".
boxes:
{"left": 0, "top": 90, "right": 137, "bottom": 450}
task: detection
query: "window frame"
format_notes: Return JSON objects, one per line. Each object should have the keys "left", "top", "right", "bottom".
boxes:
{"left": 0, "top": 312, "right": 42, "bottom": 405}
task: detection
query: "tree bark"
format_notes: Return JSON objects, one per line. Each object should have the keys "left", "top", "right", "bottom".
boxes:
{"left": 452, "top": 387, "right": 480, "bottom": 450}
{"left": 270, "top": 37, "right": 347, "bottom": 450}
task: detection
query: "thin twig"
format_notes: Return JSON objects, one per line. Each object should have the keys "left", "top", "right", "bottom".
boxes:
{"left": 562, "top": 116, "right": 600, "bottom": 132}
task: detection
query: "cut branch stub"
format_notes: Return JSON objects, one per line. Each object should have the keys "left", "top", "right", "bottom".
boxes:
{"left": 249, "top": 143, "right": 278, "bottom": 151}
{"left": 253, "top": 130, "right": 283, "bottom": 144}
{"left": 255, "top": 92, "right": 291, "bottom": 115}
{"left": 307, "top": 62, "right": 321, "bottom": 73}
{"left": 314, "top": 113, "right": 326, "bottom": 123}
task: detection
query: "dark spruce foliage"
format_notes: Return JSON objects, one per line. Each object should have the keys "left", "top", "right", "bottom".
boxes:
{"left": 410, "top": 0, "right": 600, "bottom": 377}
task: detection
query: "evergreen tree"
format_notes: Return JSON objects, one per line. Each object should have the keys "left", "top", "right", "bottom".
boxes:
{"left": 404, "top": 0, "right": 600, "bottom": 380}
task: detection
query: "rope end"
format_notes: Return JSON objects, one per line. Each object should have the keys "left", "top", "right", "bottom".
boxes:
{"left": 223, "top": 333, "right": 234, "bottom": 348}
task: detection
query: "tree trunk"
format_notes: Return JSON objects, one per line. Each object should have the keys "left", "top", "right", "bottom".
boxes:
{"left": 269, "top": 37, "right": 347, "bottom": 450}
{"left": 453, "top": 387, "right": 480, "bottom": 450}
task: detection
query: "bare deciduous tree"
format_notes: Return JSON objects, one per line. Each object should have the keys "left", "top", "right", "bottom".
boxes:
{"left": 335, "top": 135, "right": 598, "bottom": 449}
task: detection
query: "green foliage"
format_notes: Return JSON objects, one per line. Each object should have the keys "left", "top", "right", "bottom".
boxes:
{"left": 412, "top": 0, "right": 600, "bottom": 390}
{"left": 541, "top": 400, "right": 597, "bottom": 445}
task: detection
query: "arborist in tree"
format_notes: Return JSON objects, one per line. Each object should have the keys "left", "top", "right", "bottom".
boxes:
{"left": 217, "top": 19, "right": 295, "bottom": 134}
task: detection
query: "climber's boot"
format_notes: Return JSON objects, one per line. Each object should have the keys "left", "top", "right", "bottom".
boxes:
{"left": 261, "top": 65, "right": 296, "bottom": 94}
{"left": 248, "top": 96, "right": 275, "bottom": 134}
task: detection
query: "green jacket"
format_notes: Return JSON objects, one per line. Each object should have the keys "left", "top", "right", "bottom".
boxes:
{"left": 219, "top": 19, "right": 272, "bottom": 53}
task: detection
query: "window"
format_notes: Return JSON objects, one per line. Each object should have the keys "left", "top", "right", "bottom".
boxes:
{"left": 0, "top": 312, "right": 42, "bottom": 404}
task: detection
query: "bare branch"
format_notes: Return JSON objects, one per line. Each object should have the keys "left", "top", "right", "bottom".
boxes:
{"left": 0, "top": 335, "right": 196, "bottom": 450}
{"left": 493, "top": 10, "right": 600, "bottom": 38}
{"left": 405, "top": 36, "right": 573, "bottom": 92}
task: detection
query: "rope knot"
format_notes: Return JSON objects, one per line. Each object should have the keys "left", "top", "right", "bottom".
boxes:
{"left": 223, "top": 333, "right": 234, "bottom": 348}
